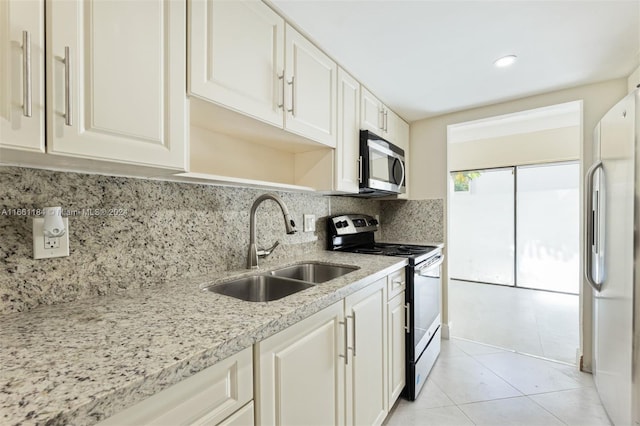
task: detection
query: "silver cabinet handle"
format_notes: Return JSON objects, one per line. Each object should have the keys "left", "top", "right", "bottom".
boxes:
{"left": 277, "top": 73, "right": 284, "bottom": 109}
{"left": 338, "top": 318, "right": 348, "bottom": 365}
{"left": 378, "top": 108, "right": 384, "bottom": 130}
{"left": 585, "top": 161, "right": 603, "bottom": 292}
{"left": 392, "top": 277, "right": 405, "bottom": 288}
{"left": 404, "top": 302, "right": 410, "bottom": 332}
{"left": 64, "top": 46, "right": 72, "bottom": 126}
{"left": 287, "top": 76, "right": 295, "bottom": 116}
{"left": 358, "top": 156, "right": 363, "bottom": 183}
{"left": 22, "top": 31, "right": 32, "bottom": 117}
{"left": 384, "top": 110, "right": 388, "bottom": 132}
{"left": 347, "top": 313, "right": 356, "bottom": 356}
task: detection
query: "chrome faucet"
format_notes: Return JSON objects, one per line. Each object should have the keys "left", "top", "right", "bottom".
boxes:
{"left": 247, "top": 193, "right": 296, "bottom": 269}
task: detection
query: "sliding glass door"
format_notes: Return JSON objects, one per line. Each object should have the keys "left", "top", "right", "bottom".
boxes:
{"left": 516, "top": 163, "right": 580, "bottom": 293}
{"left": 449, "top": 168, "right": 515, "bottom": 285}
{"left": 448, "top": 161, "right": 579, "bottom": 294}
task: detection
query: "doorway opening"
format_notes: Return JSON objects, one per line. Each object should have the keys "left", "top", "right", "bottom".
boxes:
{"left": 446, "top": 101, "right": 581, "bottom": 365}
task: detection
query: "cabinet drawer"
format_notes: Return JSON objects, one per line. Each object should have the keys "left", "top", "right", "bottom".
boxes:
{"left": 98, "top": 347, "right": 253, "bottom": 426}
{"left": 387, "top": 268, "right": 406, "bottom": 300}
{"left": 217, "top": 401, "right": 254, "bottom": 426}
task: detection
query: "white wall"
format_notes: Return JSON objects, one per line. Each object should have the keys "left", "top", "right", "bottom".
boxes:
{"left": 628, "top": 65, "right": 640, "bottom": 93}
{"left": 410, "top": 78, "right": 628, "bottom": 371}
{"left": 410, "top": 79, "right": 627, "bottom": 200}
{"left": 449, "top": 126, "right": 580, "bottom": 171}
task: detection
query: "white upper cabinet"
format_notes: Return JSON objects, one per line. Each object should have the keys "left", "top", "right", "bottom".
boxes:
{"left": 361, "top": 87, "right": 384, "bottom": 136}
{"left": 385, "top": 109, "right": 407, "bottom": 149}
{"left": 46, "top": 0, "right": 187, "bottom": 170}
{"left": 335, "top": 67, "right": 360, "bottom": 193}
{"left": 0, "top": 0, "right": 45, "bottom": 153}
{"left": 188, "top": 0, "right": 285, "bottom": 128}
{"left": 188, "top": 2, "right": 337, "bottom": 148}
{"left": 284, "top": 24, "right": 337, "bottom": 147}
{"left": 361, "top": 86, "right": 408, "bottom": 147}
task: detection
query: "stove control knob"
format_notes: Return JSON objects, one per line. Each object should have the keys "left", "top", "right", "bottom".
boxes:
{"left": 335, "top": 221, "right": 343, "bottom": 228}
{"left": 340, "top": 220, "right": 349, "bottom": 228}
{"left": 369, "top": 219, "right": 378, "bottom": 226}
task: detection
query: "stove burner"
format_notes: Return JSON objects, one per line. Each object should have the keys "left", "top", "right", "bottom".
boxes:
{"left": 394, "top": 246, "right": 430, "bottom": 254}
{"left": 354, "top": 248, "right": 384, "bottom": 254}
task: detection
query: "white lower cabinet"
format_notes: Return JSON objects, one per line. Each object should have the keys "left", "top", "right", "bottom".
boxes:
{"left": 345, "top": 278, "right": 388, "bottom": 426}
{"left": 256, "top": 272, "right": 401, "bottom": 426}
{"left": 218, "top": 402, "right": 255, "bottom": 426}
{"left": 387, "top": 292, "right": 406, "bottom": 406}
{"left": 255, "top": 300, "right": 346, "bottom": 425}
{"left": 97, "top": 347, "right": 253, "bottom": 426}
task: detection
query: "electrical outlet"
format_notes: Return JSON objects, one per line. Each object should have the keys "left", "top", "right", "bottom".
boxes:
{"left": 303, "top": 214, "right": 316, "bottom": 233}
{"left": 44, "top": 236, "right": 60, "bottom": 249}
{"left": 33, "top": 217, "right": 70, "bottom": 259}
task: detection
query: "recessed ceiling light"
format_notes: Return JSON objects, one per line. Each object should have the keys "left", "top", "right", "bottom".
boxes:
{"left": 494, "top": 55, "right": 518, "bottom": 68}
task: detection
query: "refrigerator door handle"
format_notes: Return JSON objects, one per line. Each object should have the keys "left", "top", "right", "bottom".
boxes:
{"left": 585, "top": 161, "right": 603, "bottom": 292}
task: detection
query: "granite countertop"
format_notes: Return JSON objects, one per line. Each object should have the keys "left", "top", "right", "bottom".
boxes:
{"left": 0, "top": 252, "right": 407, "bottom": 426}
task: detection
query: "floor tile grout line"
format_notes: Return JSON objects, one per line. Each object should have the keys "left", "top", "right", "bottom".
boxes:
{"left": 524, "top": 393, "right": 571, "bottom": 425}
{"left": 451, "top": 336, "right": 576, "bottom": 367}
{"left": 430, "top": 356, "right": 525, "bottom": 402}
{"left": 466, "top": 346, "right": 585, "bottom": 395}
{"left": 454, "top": 403, "right": 478, "bottom": 425}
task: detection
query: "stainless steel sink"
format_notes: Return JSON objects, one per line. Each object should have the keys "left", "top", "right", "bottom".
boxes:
{"left": 268, "top": 262, "right": 358, "bottom": 283}
{"left": 204, "top": 275, "right": 314, "bottom": 302}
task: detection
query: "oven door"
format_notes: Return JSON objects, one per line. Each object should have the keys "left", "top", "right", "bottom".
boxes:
{"left": 413, "top": 253, "right": 444, "bottom": 359}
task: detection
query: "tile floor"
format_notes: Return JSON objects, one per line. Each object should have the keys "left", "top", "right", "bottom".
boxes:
{"left": 384, "top": 338, "right": 610, "bottom": 426}
{"left": 448, "top": 280, "right": 579, "bottom": 364}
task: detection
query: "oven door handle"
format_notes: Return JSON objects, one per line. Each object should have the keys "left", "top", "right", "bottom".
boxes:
{"left": 417, "top": 255, "right": 444, "bottom": 275}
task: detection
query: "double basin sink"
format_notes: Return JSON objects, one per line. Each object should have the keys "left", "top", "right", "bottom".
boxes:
{"left": 203, "top": 262, "right": 359, "bottom": 302}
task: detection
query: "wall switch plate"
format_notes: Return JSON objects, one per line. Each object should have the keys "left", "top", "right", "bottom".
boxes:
{"left": 33, "top": 217, "right": 70, "bottom": 259}
{"left": 303, "top": 214, "right": 316, "bottom": 233}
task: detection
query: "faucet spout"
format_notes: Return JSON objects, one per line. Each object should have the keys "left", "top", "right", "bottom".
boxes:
{"left": 247, "top": 193, "right": 297, "bottom": 269}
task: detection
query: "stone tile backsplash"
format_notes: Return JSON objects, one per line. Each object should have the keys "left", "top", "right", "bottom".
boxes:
{"left": 0, "top": 166, "right": 442, "bottom": 314}
{"left": 380, "top": 199, "right": 444, "bottom": 243}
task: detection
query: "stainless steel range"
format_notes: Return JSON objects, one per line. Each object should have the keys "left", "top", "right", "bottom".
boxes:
{"left": 327, "top": 214, "right": 443, "bottom": 400}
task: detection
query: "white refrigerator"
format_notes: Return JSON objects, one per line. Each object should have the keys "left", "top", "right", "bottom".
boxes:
{"left": 586, "top": 88, "right": 639, "bottom": 426}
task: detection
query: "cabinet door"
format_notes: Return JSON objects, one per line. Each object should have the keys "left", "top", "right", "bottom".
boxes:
{"left": 345, "top": 278, "right": 387, "bottom": 426}
{"left": 284, "top": 24, "right": 337, "bottom": 147}
{"left": 360, "top": 87, "right": 383, "bottom": 136}
{"left": 0, "top": 0, "right": 44, "bottom": 152}
{"left": 189, "top": 0, "right": 285, "bottom": 128}
{"left": 335, "top": 67, "right": 360, "bottom": 193}
{"left": 46, "top": 0, "right": 186, "bottom": 170}
{"left": 256, "top": 300, "right": 345, "bottom": 426}
{"left": 383, "top": 109, "right": 402, "bottom": 147}
{"left": 388, "top": 292, "right": 406, "bottom": 406}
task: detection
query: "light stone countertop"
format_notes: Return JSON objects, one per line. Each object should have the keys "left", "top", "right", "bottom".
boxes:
{"left": 0, "top": 251, "right": 406, "bottom": 426}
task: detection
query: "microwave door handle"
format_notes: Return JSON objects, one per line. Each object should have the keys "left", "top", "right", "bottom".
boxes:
{"left": 398, "top": 157, "right": 406, "bottom": 187}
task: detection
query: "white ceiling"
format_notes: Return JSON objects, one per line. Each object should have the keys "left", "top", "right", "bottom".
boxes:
{"left": 269, "top": 0, "right": 640, "bottom": 122}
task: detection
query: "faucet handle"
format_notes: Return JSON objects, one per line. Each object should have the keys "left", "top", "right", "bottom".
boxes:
{"left": 257, "top": 240, "right": 280, "bottom": 258}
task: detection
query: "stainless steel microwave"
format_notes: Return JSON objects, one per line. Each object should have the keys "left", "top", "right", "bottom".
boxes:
{"left": 358, "top": 130, "right": 406, "bottom": 197}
